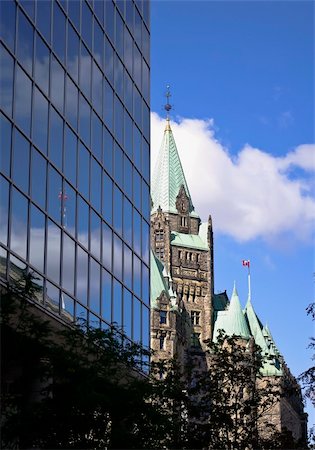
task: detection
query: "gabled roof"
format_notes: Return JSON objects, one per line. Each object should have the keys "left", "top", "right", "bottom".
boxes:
{"left": 150, "top": 250, "right": 169, "bottom": 309}
{"left": 151, "top": 119, "right": 197, "bottom": 216}
{"left": 171, "top": 231, "right": 208, "bottom": 251}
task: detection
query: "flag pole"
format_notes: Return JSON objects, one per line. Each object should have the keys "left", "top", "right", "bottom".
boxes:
{"left": 248, "top": 263, "right": 251, "bottom": 302}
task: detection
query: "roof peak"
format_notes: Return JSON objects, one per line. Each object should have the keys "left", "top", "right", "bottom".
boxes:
{"left": 165, "top": 118, "right": 172, "bottom": 132}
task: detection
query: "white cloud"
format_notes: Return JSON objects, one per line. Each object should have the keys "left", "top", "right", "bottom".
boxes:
{"left": 151, "top": 112, "right": 315, "bottom": 243}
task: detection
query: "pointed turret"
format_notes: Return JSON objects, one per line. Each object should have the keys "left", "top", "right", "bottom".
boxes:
{"left": 151, "top": 118, "right": 196, "bottom": 215}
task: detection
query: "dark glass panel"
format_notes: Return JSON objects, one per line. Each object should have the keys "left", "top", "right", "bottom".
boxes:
{"left": 103, "top": 79, "right": 113, "bottom": 133}
{"left": 142, "top": 21, "right": 150, "bottom": 62}
{"left": 142, "top": 263, "right": 149, "bottom": 306}
{"left": 0, "top": 45, "right": 14, "bottom": 117}
{"left": 113, "top": 234, "right": 122, "bottom": 280}
{"left": 15, "top": 65, "right": 32, "bottom": 135}
{"left": 9, "top": 255, "right": 27, "bottom": 289}
{"left": 66, "top": 76, "right": 78, "bottom": 131}
{"left": 80, "top": 44, "right": 92, "bottom": 99}
{"left": 76, "top": 303, "right": 87, "bottom": 326}
{"left": 36, "top": 1, "right": 51, "bottom": 43}
{"left": 142, "top": 219, "right": 150, "bottom": 266}
{"left": 68, "top": 0, "right": 80, "bottom": 30}
{"left": 29, "top": 204, "right": 45, "bottom": 273}
{"left": 133, "top": 168, "right": 141, "bottom": 211}
{"left": 53, "top": 2, "right": 66, "bottom": 62}
{"left": 17, "top": 9, "right": 34, "bottom": 75}
{"left": 78, "top": 142, "right": 90, "bottom": 200}
{"left": 143, "top": 101, "right": 150, "bottom": 141}
{"left": 123, "top": 197, "right": 132, "bottom": 246}
{"left": 124, "top": 28, "right": 133, "bottom": 77}
{"left": 20, "top": 0, "right": 35, "bottom": 21}
{"left": 33, "top": 87, "right": 49, "bottom": 154}
{"left": 115, "top": 12, "right": 124, "bottom": 60}
{"left": 49, "top": 107, "right": 63, "bottom": 170}
{"left": 90, "top": 209, "right": 101, "bottom": 259}
{"left": 93, "top": 19, "right": 104, "bottom": 69}
{"left": 134, "top": 87, "right": 142, "bottom": 128}
{"left": 34, "top": 33, "right": 49, "bottom": 95}
{"left": 0, "top": 113, "right": 11, "bottom": 177}
{"left": 133, "top": 209, "right": 141, "bottom": 256}
{"left": 77, "top": 195, "right": 89, "bottom": 249}
{"left": 124, "top": 155, "right": 132, "bottom": 201}
{"left": 89, "top": 258, "right": 101, "bottom": 314}
{"left": 10, "top": 188, "right": 28, "bottom": 259}
{"left": 0, "top": 176, "right": 9, "bottom": 246}
{"left": 48, "top": 165, "right": 62, "bottom": 224}
{"left": 143, "top": 0, "right": 150, "bottom": 25}
{"left": 30, "top": 270, "right": 44, "bottom": 304}
{"left": 114, "top": 143, "right": 123, "bottom": 188}
{"left": 125, "top": 0, "right": 134, "bottom": 34}
{"left": 103, "top": 127, "right": 113, "bottom": 175}
{"left": 133, "top": 44, "right": 141, "bottom": 90}
{"left": 94, "top": 0, "right": 104, "bottom": 26}
{"left": 102, "top": 172, "right": 113, "bottom": 225}
{"left": 116, "top": 1, "right": 125, "bottom": 20}
{"left": 115, "top": 56, "right": 124, "bottom": 101}
{"left": 46, "top": 221, "right": 61, "bottom": 284}
{"left": 114, "top": 96, "right": 124, "bottom": 146}
{"left": 82, "top": 1, "right": 93, "bottom": 50}
{"left": 102, "top": 222, "right": 112, "bottom": 271}
{"left": 113, "top": 186, "right": 123, "bottom": 235}
{"left": 51, "top": 56, "right": 65, "bottom": 113}
{"left": 133, "top": 295, "right": 141, "bottom": 343}
{"left": 0, "top": 247, "right": 7, "bottom": 279}
{"left": 89, "top": 312, "right": 100, "bottom": 329}
{"left": 142, "top": 304, "right": 150, "bottom": 348}
{"left": 142, "top": 180, "right": 150, "bottom": 219}
{"left": 67, "top": 23, "right": 79, "bottom": 83}
{"left": 133, "top": 254, "right": 141, "bottom": 298}
{"left": 45, "top": 281, "right": 60, "bottom": 314}
{"left": 142, "top": 138, "right": 149, "bottom": 183}
{"left": 62, "top": 233, "right": 75, "bottom": 295}
{"left": 64, "top": 125, "right": 77, "bottom": 186}
{"left": 102, "top": 268, "right": 112, "bottom": 323}
{"left": 0, "top": 0, "right": 16, "bottom": 50}
{"left": 59, "top": 0, "right": 67, "bottom": 13}
{"left": 92, "top": 63, "right": 103, "bottom": 117}
{"left": 31, "top": 147, "right": 47, "bottom": 210}
{"left": 90, "top": 157, "right": 102, "bottom": 212}
{"left": 123, "top": 288, "right": 132, "bottom": 339}
{"left": 77, "top": 245, "right": 88, "bottom": 305}
{"left": 124, "top": 111, "right": 133, "bottom": 159}
{"left": 13, "top": 129, "right": 30, "bottom": 193}
{"left": 104, "top": 37, "right": 114, "bottom": 84}
{"left": 134, "top": 7, "right": 142, "bottom": 49}
{"left": 133, "top": 124, "right": 141, "bottom": 170}
{"left": 64, "top": 181, "right": 76, "bottom": 234}
{"left": 123, "top": 244, "right": 132, "bottom": 291}
{"left": 61, "top": 293, "right": 74, "bottom": 322}
{"left": 91, "top": 112, "right": 102, "bottom": 161}
{"left": 113, "top": 279, "right": 122, "bottom": 328}
{"left": 105, "top": 0, "right": 115, "bottom": 43}
{"left": 79, "top": 94, "right": 91, "bottom": 147}
{"left": 142, "top": 60, "right": 149, "bottom": 102}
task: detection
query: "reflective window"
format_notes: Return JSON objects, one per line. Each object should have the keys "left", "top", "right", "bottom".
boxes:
{"left": 142, "top": 22, "right": 150, "bottom": 62}
{"left": 142, "top": 219, "right": 150, "bottom": 266}
{"left": 93, "top": 20, "right": 104, "bottom": 69}
{"left": 0, "top": 113, "right": 12, "bottom": 177}
{"left": 142, "top": 138, "right": 149, "bottom": 182}
{"left": 114, "top": 55, "right": 123, "bottom": 100}
{"left": 124, "top": 29, "right": 133, "bottom": 77}
{"left": 61, "top": 293, "right": 74, "bottom": 322}
{"left": 134, "top": 8, "right": 142, "bottom": 49}
{"left": 143, "top": 102, "right": 150, "bottom": 141}
{"left": 0, "top": 176, "right": 9, "bottom": 247}
{"left": 102, "top": 222, "right": 112, "bottom": 271}
{"left": 67, "top": 23, "right": 79, "bottom": 83}
{"left": 30, "top": 271, "right": 44, "bottom": 304}
{"left": 46, "top": 220, "right": 61, "bottom": 284}
{"left": 80, "top": 44, "right": 91, "bottom": 99}
{"left": 90, "top": 157, "right": 102, "bottom": 212}
{"left": 102, "top": 172, "right": 113, "bottom": 225}
{"left": 89, "top": 258, "right": 101, "bottom": 314}
{"left": 125, "top": 0, "right": 134, "bottom": 35}
{"left": 31, "top": 147, "right": 46, "bottom": 209}
{"left": 82, "top": 1, "right": 93, "bottom": 50}
{"left": 133, "top": 208, "right": 141, "bottom": 257}
{"left": 114, "top": 143, "right": 123, "bottom": 188}
{"left": 51, "top": 56, "right": 65, "bottom": 113}
{"left": 34, "top": 33, "right": 49, "bottom": 95}
{"left": 79, "top": 94, "right": 91, "bottom": 147}
{"left": 113, "top": 234, "right": 122, "bottom": 280}
{"left": 17, "top": 9, "right": 34, "bottom": 75}
{"left": 64, "top": 181, "right": 76, "bottom": 233}
{"left": 76, "top": 303, "right": 87, "bottom": 326}
{"left": 62, "top": 233, "right": 75, "bottom": 295}
{"left": 124, "top": 110, "right": 133, "bottom": 159}
{"left": 102, "top": 268, "right": 112, "bottom": 322}
{"left": 0, "top": 247, "right": 7, "bottom": 281}
{"left": 0, "top": 0, "right": 16, "bottom": 50}
{"left": 77, "top": 245, "right": 88, "bottom": 305}
{"left": 64, "top": 125, "right": 77, "bottom": 186}
{"left": 94, "top": 0, "right": 104, "bottom": 26}
{"left": 77, "top": 195, "right": 89, "bottom": 249}
{"left": 114, "top": 96, "right": 124, "bottom": 145}
{"left": 103, "top": 79, "right": 113, "bottom": 132}
{"left": 123, "top": 197, "right": 132, "bottom": 246}
{"left": 105, "top": 0, "right": 115, "bottom": 43}
{"left": 13, "top": 130, "right": 30, "bottom": 193}
{"left": 133, "top": 254, "right": 141, "bottom": 299}
{"left": 20, "top": 0, "right": 35, "bottom": 21}
{"left": 115, "top": 11, "right": 124, "bottom": 59}
{"left": 133, "top": 124, "right": 141, "bottom": 170}
{"left": 142, "top": 305, "right": 150, "bottom": 348}
{"left": 49, "top": 107, "right": 63, "bottom": 170}
{"left": 124, "top": 155, "right": 132, "bottom": 200}
{"left": 142, "top": 60, "right": 149, "bottom": 103}
{"left": 113, "top": 186, "right": 123, "bottom": 235}
{"left": 15, "top": 65, "right": 32, "bottom": 135}
{"left": 0, "top": 45, "right": 14, "bottom": 117}
{"left": 123, "top": 244, "right": 132, "bottom": 290}
{"left": 134, "top": 87, "right": 141, "bottom": 128}
{"left": 142, "top": 263, "right": 149, "bottom": 306}
{"left": 123, "top": 288, "right": 132, "bottom": 339}
{"left": 92, "top": 63, "right": 103, "bottom": 117}
{"left": 36, "top": 1, "right": 51, "bottom": 43}
{"left": 90, "top": 209, "right": 101, "bottom": 259}
{"left": 89, "top": 312, "right": 100, "bottom": 329}
{"left": 133, "top": 44, "right": 141, "bottom": 90}
{"left": 46, "top": 281, "right": 60, "bottom": 314}
{"left": 103, "top": 127, "right": 113, "bottom": 175}
{"left": 53, "top": 2, "right": 66, "bottom": 62}
{"left": 133, "top": 296, "right": 141, "bottom": 343}
{"left": 66, "top": 76, "right": 78, "bottom": 131}
{"left": 133, "top": 168, "right": 141, "bottom": 211}
{"left": 33, "top": 87, "right": 48, "bottom": 154}
{"left": 78, "top": 142, "right": 90, "bottom": 200}
{"left": 48, "top": 165, "right": 62, "bottom": 224}
{"left": 104, "top": 37, "right": 114, "bottom": 85}
{"left": 91, "top": 112, "right": 102, "bottom": 161}
{"left": 113, "top": 279, "right": 122, "bottom": 328}
{"left": 142, "top": 180, "right": 150, "bottom": 219}
{"left": 29, "top": 204, "right": 45, "bottom": 273}
{"left": 68, "top": 0, "right": 80, "bottom": 30}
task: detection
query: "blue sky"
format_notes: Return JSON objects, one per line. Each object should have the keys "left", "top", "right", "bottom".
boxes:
{"left": 150, "top": 0, "right": 314, "bottom": 424}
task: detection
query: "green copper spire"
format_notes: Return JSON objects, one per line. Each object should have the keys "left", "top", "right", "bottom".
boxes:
{"left": 151, "top": 119, "right": 195, "bottom": 215}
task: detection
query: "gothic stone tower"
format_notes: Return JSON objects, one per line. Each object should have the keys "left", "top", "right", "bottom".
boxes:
{"left": 150, "top": 118, "right": 214, "bottom": 367}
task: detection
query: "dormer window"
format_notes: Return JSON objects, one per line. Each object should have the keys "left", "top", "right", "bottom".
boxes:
{"left": 156, "top": 230, "right": 164, "bottom": 241}
{"left": 160, "top": 310, "right": 167, "bottom": 324}
{"left": 181, "top": 216, "right": 187, "bottom": 227}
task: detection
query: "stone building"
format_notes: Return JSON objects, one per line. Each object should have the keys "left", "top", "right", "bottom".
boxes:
{"left": 150, "top": 117, "right": 307, "bottom": 445}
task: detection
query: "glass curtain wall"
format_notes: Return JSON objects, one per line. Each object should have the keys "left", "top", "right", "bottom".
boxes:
{"left": 0, "top": 0, "right": 150, "bottom": 367}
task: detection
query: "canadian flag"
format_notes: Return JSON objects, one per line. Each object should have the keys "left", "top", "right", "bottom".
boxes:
{"left": 242, "top": 260, "right": 250, "bottom": 267}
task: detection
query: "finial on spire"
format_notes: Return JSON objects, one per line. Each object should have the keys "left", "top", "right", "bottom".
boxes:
{"left": 164, "top": 85, "right": 172, "bottom": 120}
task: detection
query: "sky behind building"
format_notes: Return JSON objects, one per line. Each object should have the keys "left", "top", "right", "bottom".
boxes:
{"left": 150, "top": 0, "right": 314, "bottom": 425}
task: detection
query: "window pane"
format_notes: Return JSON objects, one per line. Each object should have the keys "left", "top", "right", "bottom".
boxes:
{"left": 113, "top": 234, "right": 122, "bottom": 281}
{"left": 114, "top": 143, "right": 123, "bottom": 188}
{"left": 105, "top": 0, "right": 114, "bottom": 43}
{"left": 142, "top": 263, "right": 149, "bottom": 306}
{"left": 89, "top": 258, "right": 101, "bottom": 314}
{"left": 114, "top": 96, "right": 124, "bottom": 146}
{"left": 53, "top": 3, "right": 66, "bottom": 62}
{"left": 47, "top": 221, "right": 61, "bottom": 283}
{"left": 124, "top": 156, "right": 132, "bottom": 200}
{"left": 66, "top": 76, "right": 78, "bottom": 130}
{"left": 93, "top": 20, "right": 104, "bottom": 69}
{"left": 103, "top": 127, "right": 113, "bottom": 175}
{"left": 34, "top": 33, "right": 49, "bottom": 95}
{"left": 17, "top": 9, "right": 34, "bottom": 75}
{"left": 29, "top": 204, "right": 45, "bottom": 273}
{"left": 102, "top": 222, "right": 112, "bottom": 271}
{"left": 102, "top": 172, "right": 113, "bottom": 225}
{"left": 92, "top": 63, "right": 103, "bottom": 117}
{"left": 113, "top": 186, "right": 123, "bottom": 235}
{"left": 82, "top": 1, "right": 92, "bottom": 50}
{"left": 64, "top": 125, "right": 77, "bottom": 186}
{"left": 103, "top": 79, "right": 113, "bottom": 132}
{"left": 113, "top": 279, "right": 122, "bottom": 328}
{"left": 123, "top": 288, "right": 132, "bottom": 339}
{"left": 123, "top": 197, "right": 132, "bottom": 246}
{"left": 0, "top": 0, "right": 16, "bottom": 50}
{"left": 46, "top": 281, "right": 60, "bottom": 315}
{"left": 13, "top": 130, "right": 30, "bottom": 193}
{"left": 114, "top": 55, "right": 123, "bottom": 100}
{"left": 133, "top": 44, "right": 141, "bottom": 90}
{"left": 90, "top": 209, "right": 101, "bottom": 260}
{"left": 80, "top": 44, "right": 91, "bottom": 99}
{"left": 48, "top": 165, "right": 62, "bottom": 224}
{"left": 104, "top": 37, "right": 114, "bottom": 84}
{"left": 49, "top": 107, "right": 63, "bottom": 170}
{"left": 133, "top": 296, "right": 141, "bottom": 343}
{"left": 142, "top": 305, "right": 150, "bottom": 348}
{"left": 90, "top": 158, "right": 102, "bottom": 212}
{"left": 77, "top": 196, "right": 89, "bottom": 249}
{"left": 61, "top": 293, "right": 74, "bottom": 322}
{"left": 102, "top": 269, "right": 112, "bottom": 323}
{"left": 64, "top": 182, "right": 76, "bottom": 234}
{"left": 68, "top": 0, "right": 80, "bottom": 30}
{"left": 133, "top": 168, "right": 141, "bottom": 211}
{"left": 79, "top": 94, "right": 91, "bottom": 147}
{"left": 36, "top": 0, "right": 51, "bottom": 43}
{"left": 33, "top": 87, "right": 48, "bottom": 154}
{"left": 10, "top": 189, "right": 28, "bottom": 260}
{"left": 142, "top": 180, "right": 150, "bottom": 218}
{"left": 20, "top": 0, "right": 35, "bottom": 21}
{"left": 133, "top": 209, "right": 141, "bottom": 256}
{"left": 0, "top": 45, "right": 14, "bottom": 117}
{"left": 133, "top": 254, "right": 141, "bottom": 299}
{"left": 77, "top": 245, "right": 88, "bottom": 305}
{"left": 15, "top": 65, "right": 32, "bottom": 135}
{"left": 62, "top": 234, "right": 75, "bottom": 295}
{"left": 115, "top": 12, "right": 124, "bottom": 59}
{"left": 142, "top": 219, "right": 150, "bottom": 265}
{"left": 78, "top": 143, "right": 90, "bottom": 200}
{"left": 133, "top": 124, "right": 141, "bottom": 171}
{"left": 123, "top": 244, "right": 132, "bottom": 290}
{"left": 142, "top": 138, "right": 149, "bottom": 183}
{"left": 51, "top": 57, "right": 64, "bottom": 113}
{"left": 0, "top": 113, "right": 12, "bottom": 177}
{"left": 91, "top": 112, "right": 102, "bottom": 161}
{"left": 67, "top": 23, "right": 79, "bottom": 83}
{"left": 0, "top": 176, "right": 9, "bottom": 246}
{"left": 31, "top": 147, "right": 47, "bottom": 209}
{"left": 76, "top": 303, "right": 87, "bottom": 326}
{"left": 124, "top": 110, "right": 133, "bottom": 159}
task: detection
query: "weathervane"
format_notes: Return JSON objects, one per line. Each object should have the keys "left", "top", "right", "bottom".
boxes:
{"left": 164, "top": 85, "right": 172, "bottom": 119}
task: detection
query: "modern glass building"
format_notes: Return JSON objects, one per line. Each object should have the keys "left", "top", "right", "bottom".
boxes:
{"left": 0, "top": 0, "right": 150, "bottom": 364}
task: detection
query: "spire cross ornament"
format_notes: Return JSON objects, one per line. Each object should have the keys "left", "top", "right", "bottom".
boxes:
{"left": 242, "top": 260, "right": 251, "bottom": 301}
{"left": 164, "top": 85, "right": 172, "bottom": 119}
